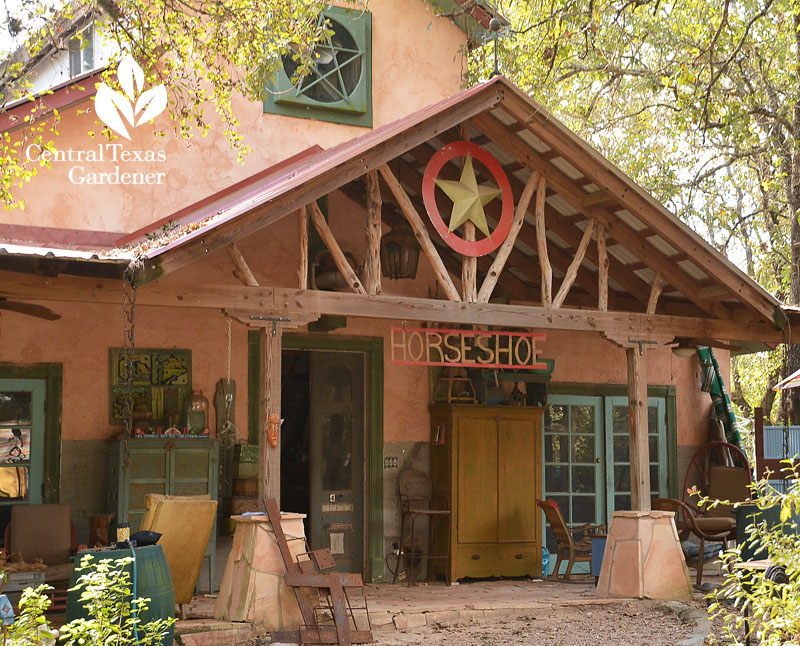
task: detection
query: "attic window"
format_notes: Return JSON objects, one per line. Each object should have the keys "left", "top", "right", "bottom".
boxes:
{"left": 263, "top": 7, "right": 372, "bottom": 127}
{"left": 68, "top": 25, "right": 94, "bottom": 76}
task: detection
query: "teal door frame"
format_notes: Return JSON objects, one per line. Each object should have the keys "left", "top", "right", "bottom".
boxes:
{"left": 543, "top": 387, "right": 674, "bottom": 575}
{"left": 0, "top": 363, "right": 62, "bottom": 504}
{"left": 0, "top": 378, "right": 46, "bottom": 505}
{"left": 543, "top": 394, "right": 605, "bottom": 527}
{"left": 604, "top": 396, "right": 668, "bottom": 514}
{"left": 248, "top": 332, "right": 384, "bottom": 582}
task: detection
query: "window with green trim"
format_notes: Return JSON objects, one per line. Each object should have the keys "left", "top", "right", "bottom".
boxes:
{"left": 264, "top": 7, "right": 372, "bottom": 127}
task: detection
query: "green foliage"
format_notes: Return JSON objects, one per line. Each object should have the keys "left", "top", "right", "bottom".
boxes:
{"left": 59, "top": 554, "right": 175, "bottom": 645}
{"left": 2, "top": 584, "right": 57, "bottom": 645}
{"left": 1, "top": 555, "right": 175, "bottom": 646}
{"left": 1, "top": 0, "right": 365, "bottom": 209}
{"left": 707, "top": 465, "right": 800, "bottom": 645}
{"left": 470, "top": 0, "right": 800, "bottom": 412}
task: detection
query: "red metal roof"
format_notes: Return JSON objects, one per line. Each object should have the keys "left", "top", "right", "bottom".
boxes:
{"left": 140, "top": 77, "right": 503, "bottom": 260}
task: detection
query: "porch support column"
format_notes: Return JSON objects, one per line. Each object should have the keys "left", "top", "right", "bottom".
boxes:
{"left": 259, "top": 325, "right": 283, "bottom": 509}
{"left": 598, "top": 334, "right": 691, "bottom": 600}
{"left": 626, "top": 346, "right": 651, "bottom": 512}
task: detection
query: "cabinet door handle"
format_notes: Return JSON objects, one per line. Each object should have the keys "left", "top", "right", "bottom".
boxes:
{"left": 515, "top": 554, "right": 524, "bottom": 560}
{"left": 471, "top": 554, "right": 480, "bottom": 560}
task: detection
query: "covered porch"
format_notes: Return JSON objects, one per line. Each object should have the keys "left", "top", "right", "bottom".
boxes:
{"left": 0, "top": 76, "right": 794, "bottom": 632}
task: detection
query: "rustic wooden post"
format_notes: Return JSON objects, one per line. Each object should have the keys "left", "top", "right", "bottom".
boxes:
{"left": 552, "top": 220, "right": 595, "bottom": 309}
{"left": 597, "top": 223, "right": 608, "bottom": 311}
{"left": 259, "top": 326, "right": 283, "bottom": 510}
{"left": 535, "top": 176, "right": 552, "bottom": 307}
{"left": 647, "top": 272, "right": 664, "bottom": 315}
{"left": 364, "top": 171, "right": 382, "bottom": 296}
{"left": 309, "top": 200, "right": 367, "bottom": 295}
{"left": 298, "top": 206, "right": 309, "bottom": 290}
{"left": 459, "top": 124, "right": 477, "bottom": 302}
{"left": 477, "top": 170, "right": 539, "bottom": 303}
{"left": 227, "top": 243, "right": 259, "bottom": 287}
{"left": 626, "top": 346, "right": 651, "bottom": 511}
{"left": 462, "top": 223, "right": 477, "bottom": 302}
{"left": 378, "top": 164, "right": 461, "bottom": 301}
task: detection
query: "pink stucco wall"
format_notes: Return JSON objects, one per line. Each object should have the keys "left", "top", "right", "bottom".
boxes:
{"left": 3, "top": 0, "right": 467, "bottom": 233}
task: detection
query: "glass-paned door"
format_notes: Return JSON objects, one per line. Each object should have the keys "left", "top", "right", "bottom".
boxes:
{"left": 605, "top": 396, "right": 667, "bottom": 512}
{"left": 310, "top": 351, "right": 365, "bottom": 574}
{"left": 543, "top": 396, "right": 604, "bottom": 556}
{"left": 0, "top": 379, "right": 45, "bottom": 505}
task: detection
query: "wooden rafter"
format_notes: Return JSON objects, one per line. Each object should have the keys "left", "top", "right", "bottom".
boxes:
{"left": 227, "top": 243, "right": 259, "bottom": 287}
{"left": 391, "top": 169, "right": 534, "bottom": 301}
{"left": 552, "top": 220, "right": 595, "bottom": 309}
{"left": 597, "top": 223, "right": 608, "bottom": 312}
{"left": 364, "top": 171, "right": 382, "bottom": 296}
{"left": 407, "top": 138, "right": 600, "bottom": 304}
{"left": 477, "top": 170, "right": 540, "bottom": 303}
{"left": 534, "top": 176, "right": 552, "bottom": 307}
{"left": 469, "top": 111, "right": 731, "bottom": 320}
{"left": 497, "top": 93, "right": 781, "bottom": 326}
{"left": 460, "top": 123, "right": 478, "bottom": 302}
{"left": 438, "top": 125, "right": 647, "bottom": 307}
{"left": 145, "top": 87, "right": 504, "bottom": 280}
{"left": 1, "top": 274, "right": 788, "bottom": 343}
{"left": 298, "top": 206, "right": 309, "bottom": 290}
{"left": 647, "top": 272, "right": 664, "bottom": 315}
{"left": 308, "top": 200, "right": 367, "bottom": 295}
{"left": 378, "top": 164, "right": 461, "bottom": 302}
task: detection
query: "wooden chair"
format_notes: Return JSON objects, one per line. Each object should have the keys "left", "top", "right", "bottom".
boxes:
{"left": 537, "top": 499, "right": 604, "bottom": 580}
{"left": 652, "top": 497, "right": 735, "bottom": 587}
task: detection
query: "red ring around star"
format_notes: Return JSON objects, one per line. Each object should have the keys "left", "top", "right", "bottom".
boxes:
{"left": 422, "top": 141, "right": 514, "bottom": 257}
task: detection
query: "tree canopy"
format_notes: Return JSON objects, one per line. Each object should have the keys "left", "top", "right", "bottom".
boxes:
{"left": 469, "top": 0, "right": 800, "bottom": 422}
{"left": 0, "top": 0, "right": 363, "bottom": 208}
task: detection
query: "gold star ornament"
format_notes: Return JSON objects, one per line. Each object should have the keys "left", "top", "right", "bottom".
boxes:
{"left": 434, "top": 154, "right": 503, "bottom": 238}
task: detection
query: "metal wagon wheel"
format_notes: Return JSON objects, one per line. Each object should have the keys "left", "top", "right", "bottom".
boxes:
{"left": 682, "top": 441, "right": 751, "bottom": 514}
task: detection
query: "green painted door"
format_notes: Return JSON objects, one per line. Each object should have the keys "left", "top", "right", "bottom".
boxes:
{"left": 0, "top": 379, "right": 45, "bottom": 505}
{"left": 310, "top": 351, "right": 365, "bottom": 573}
{"left": 605, "top": 396, "right": 667, "bottom": 512}
{"left": 543, "top": 394, "right": 669, "bottom": 574}
{"left": 543, "top": 395, "right": 605, "bottom": 559}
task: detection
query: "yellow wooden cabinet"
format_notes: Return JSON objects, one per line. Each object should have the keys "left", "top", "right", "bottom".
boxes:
{"left": 429, "top": 405, "right": 543, "bottom": 582}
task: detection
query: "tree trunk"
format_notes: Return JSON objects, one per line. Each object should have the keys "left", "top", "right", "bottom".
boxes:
{"left": 786, "top": 150, "right": 800, "bottom": 424}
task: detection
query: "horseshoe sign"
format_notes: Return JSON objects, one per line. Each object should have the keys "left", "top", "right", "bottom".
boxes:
{"left": 422, "top": 141, "right": 514, "bottom": 257}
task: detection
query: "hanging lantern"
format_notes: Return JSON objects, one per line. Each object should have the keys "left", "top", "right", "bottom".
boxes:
{"left": 380, "top": 223, "right": 420, "bottom": 280}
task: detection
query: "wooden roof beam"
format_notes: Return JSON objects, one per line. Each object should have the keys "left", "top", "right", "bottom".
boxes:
{"left": 1, "top": 274, "right": 787, "bottom": 343}
{"left": 496, "top": 94, "right": 782, "bottom": 326}
{"left": 469, "top": 111, "right": 731, "bottom": 320}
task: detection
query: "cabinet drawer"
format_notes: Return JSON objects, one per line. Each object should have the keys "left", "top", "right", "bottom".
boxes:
{"left": 455, "top": 543, "right": 539, "bottom": 579}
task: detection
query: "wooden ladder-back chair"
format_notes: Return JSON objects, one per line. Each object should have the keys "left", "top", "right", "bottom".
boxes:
{"left": 652, "top": 497, "right": 735, "bottom": 587}
{"left": 537, "top": 499, "right": 604, "bottom": 580}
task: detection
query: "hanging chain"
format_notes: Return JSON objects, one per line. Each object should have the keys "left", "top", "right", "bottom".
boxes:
{"left": 227, "top": 319, "right": 232, "bottom": 381}
{"left": 218, "top": 318, "right": 239, "bottom": 448}
{"left": 122, "top": 263, "right": 139, "bottom": 468}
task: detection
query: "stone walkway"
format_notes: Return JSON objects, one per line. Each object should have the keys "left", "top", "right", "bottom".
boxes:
{"left": 175, "top": 575, "right": 678, "bottom": 645}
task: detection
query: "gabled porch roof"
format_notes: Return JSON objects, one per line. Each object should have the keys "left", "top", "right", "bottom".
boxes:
{"left": 0, "top": 76, "right": 794, "bottom": 345}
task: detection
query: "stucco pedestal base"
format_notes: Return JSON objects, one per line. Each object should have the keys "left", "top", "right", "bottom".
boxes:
{"left": 213, "top": 513, "right": 307, "bottom": 631}
{"left": 597, "top": 510, "right": 692, "bottom": 600}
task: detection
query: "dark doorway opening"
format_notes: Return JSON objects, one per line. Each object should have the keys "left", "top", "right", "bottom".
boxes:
{"left": 280, "top": 350, "right": 311, "bottom": 539}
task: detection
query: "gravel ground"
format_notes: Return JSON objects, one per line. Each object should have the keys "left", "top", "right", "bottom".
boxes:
{"left": 373, "top": 601, "right": 699, "bottom": 646}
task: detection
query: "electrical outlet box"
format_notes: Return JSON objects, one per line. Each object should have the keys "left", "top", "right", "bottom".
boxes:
{"left": 383, "top": 456, "right": 398, "bottom": 469}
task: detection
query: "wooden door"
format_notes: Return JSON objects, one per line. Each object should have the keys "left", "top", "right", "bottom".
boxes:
{"left": 310, "top": 351, "right": 365, "bottom": 573}
{"left": 497, "top": 413, "right": 538, "bottom": 542}
{"left": 456, "top": 412, "right": 498, "bottom": 543}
